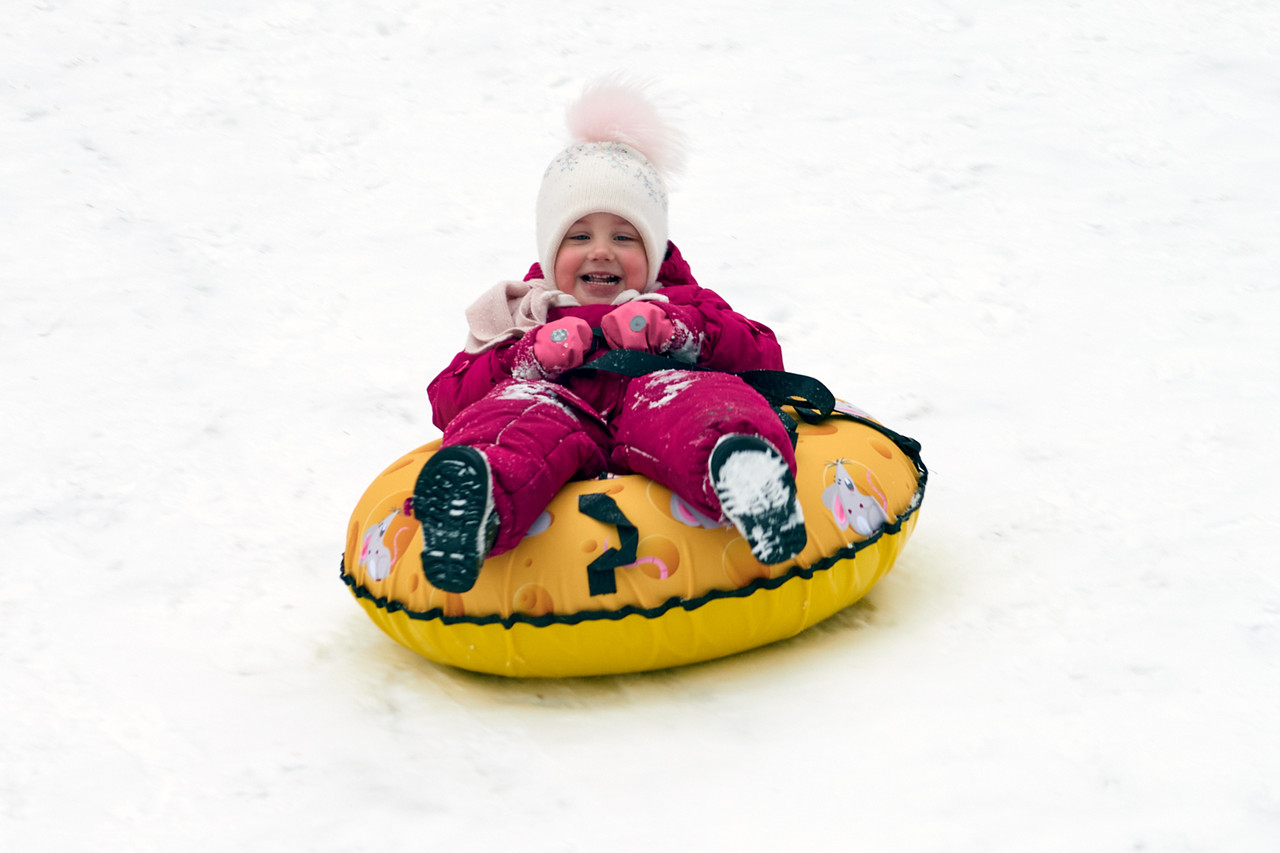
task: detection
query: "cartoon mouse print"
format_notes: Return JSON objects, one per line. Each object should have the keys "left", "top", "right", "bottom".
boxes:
{"left": 821, "top": 460, "right": 889, "bottom": 537}
{"left": 358, "top": 507, "right": 401, "bottom": 581}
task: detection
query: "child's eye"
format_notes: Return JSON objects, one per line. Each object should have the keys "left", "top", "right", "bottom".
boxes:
{"left": 614, "top": 234, "right": 636, "bottom": 242}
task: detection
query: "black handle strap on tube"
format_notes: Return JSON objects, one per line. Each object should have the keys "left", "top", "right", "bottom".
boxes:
{"left": 570, "top": 347, "right": 836, "bottom": 425}
{"left": 568, "top": 343, "right": 928, "bottom": 542}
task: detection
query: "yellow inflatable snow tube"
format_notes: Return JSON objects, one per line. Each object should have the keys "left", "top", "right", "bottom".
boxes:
{"left": 341, "top": 399, "right": 925, "bottom": 678}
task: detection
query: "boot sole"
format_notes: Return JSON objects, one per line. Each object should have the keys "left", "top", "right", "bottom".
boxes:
{"left": 711, "top": 435, "right": 807, "bottom": 565}
{"left": 412, "top": 446, "right": 496, "bottom": 593}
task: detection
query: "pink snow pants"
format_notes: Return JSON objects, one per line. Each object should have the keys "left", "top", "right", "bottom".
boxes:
{"left": 441, "top": 370, "right": 797, "bottom": 556}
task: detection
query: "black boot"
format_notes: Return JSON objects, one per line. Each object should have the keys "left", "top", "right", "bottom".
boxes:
{"left": 412, "top": 445, "right": 499, "bottom": 593}
{"left": 710, "top": 435, "right": 807, "bottom": 565}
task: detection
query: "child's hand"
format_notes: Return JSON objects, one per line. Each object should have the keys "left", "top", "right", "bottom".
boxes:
{"left": 601, "top": 302, "right": 674, "bottom": 354}
{"left": 530, "top": 317, "right": 593, "bottom": 375}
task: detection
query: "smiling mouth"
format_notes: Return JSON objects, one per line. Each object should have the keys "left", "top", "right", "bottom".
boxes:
{"left": 581, "top": 273, "right": 621, "bottom": 285}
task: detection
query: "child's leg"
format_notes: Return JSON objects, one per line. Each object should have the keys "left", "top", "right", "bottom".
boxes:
{"left": 442, "top": 379, "right": 610, "bottom": 556}
{"left": 610, "top": 371, "right": 796, "bottom": 519}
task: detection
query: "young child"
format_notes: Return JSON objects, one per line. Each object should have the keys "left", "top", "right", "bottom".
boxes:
{"left": 415, "top": 77, "right": 806, "bottom": 593}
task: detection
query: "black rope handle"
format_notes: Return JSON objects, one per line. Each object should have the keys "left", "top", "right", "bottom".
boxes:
{"left": 571, "top": 347, "right": 837, "bottom": 420}
{"left": 568, "top": 344, "right": 927, "bottom": 490}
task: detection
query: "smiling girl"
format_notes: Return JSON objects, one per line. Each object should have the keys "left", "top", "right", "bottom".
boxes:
{"left": 416, "top": 77, "right": 806, "bottom": 593}
{"left": 554, "top": 212, "right": 649, "bottom": 303}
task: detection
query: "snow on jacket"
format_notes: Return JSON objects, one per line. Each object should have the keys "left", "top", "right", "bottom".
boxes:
{"left": 427, "top": 242, "right": 785, "bottom": 431}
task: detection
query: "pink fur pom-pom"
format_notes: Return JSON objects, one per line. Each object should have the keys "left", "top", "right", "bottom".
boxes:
{"left": 565, "top": 75, "right": 687, "bottom": 177}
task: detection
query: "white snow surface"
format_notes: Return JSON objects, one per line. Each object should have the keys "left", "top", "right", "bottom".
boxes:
{"left": 3, "top": 1, "right": 1278, "bottom": 850}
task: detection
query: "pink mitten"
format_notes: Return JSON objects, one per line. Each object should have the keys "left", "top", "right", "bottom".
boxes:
{"left": 601, "top": 302, "right": 674, "bottom": 353}
{"left": 529, "top": 316, "right": 593, "bottom": 375}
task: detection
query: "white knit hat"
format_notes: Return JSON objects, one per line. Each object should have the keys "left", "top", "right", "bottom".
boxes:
{"left": 536, "top": 77, "right": 686, "bottom": 293}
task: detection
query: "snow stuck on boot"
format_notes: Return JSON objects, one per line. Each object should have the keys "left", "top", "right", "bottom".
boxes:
{"left": 710, "top": 435, "right": 807, "bottom": 565}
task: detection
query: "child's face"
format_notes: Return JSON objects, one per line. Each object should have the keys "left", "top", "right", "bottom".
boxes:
{"left": 553, "top": 212, "right": 649, "bottom": 304}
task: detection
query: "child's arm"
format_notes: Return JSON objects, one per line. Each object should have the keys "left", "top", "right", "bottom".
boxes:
{"left": 690, "top": 287, "right": 785, "bottom": 372}
{"left": 427, "top": 319, "right": 594, "bottom": 431}
{"left": 427, "top": 347, "right": 513, "bottom": 431}
{"left": 624, "top": 285, "right": 785, "bottom": 373}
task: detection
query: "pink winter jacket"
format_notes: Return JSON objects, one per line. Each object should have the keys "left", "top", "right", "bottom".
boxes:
{"left": 427, "top": 243, "right": 785, "bottom": 431}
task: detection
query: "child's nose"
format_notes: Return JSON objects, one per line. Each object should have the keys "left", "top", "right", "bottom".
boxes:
{"left": 588, "top": 239, "right": 613, "bottom": 258}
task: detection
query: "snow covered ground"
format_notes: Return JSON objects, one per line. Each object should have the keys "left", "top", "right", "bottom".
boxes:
{"left": 3, "top": 1, "right": 1278, "bottom": 849}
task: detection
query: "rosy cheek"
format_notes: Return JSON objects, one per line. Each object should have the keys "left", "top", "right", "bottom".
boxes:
{"left": 552, "top": 254, "right": 576, "bottom": 291}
